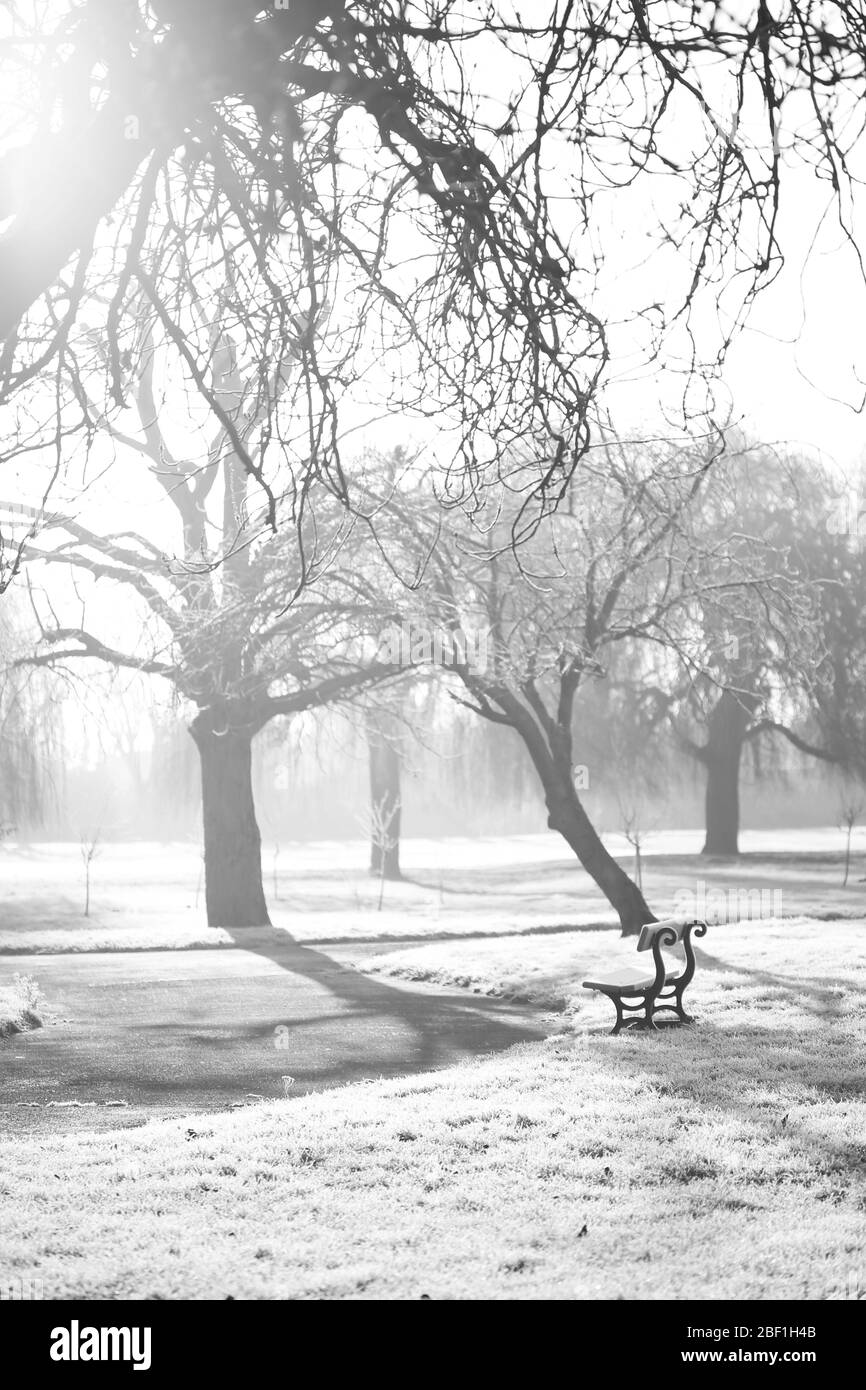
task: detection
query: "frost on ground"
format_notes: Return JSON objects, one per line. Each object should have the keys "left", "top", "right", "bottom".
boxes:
{"left": 0, "top": 973, "right": 43, "bottom": 1037}
{"left": 2, "top": 836, "right": 864, "bottom": 1298}
{"left": 0, "top": 831, "right": 863, "bottom": 953}
{"left": 363, "top": 917, "right": 866, "bottom": 1018}
{"left": 1, "top": 970, "right": 864, "bottom": 1299}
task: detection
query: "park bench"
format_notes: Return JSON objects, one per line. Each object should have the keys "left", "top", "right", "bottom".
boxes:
{"left": 582, "top": 918, "right": 707, "bottom": 1035}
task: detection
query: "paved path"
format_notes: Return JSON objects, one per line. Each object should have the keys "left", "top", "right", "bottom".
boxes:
{"left": 1, "top": 939, "right": 552, "bottom": 1135}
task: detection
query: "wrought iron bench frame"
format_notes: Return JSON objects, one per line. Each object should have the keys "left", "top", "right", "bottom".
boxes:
{"left": 582, "top": 919, "right": 708, "bottom": 1035}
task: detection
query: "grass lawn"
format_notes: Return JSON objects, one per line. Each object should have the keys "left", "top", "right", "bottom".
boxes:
{"left": 0, "top": 828, "right": 863, "bottom": 954}
{"left": 1, "top": 1003, "right": 863, "bottom": 1299}
{"left": 361, "top": 916, "right": 866, "bottom": 1015}
{"left": 2, "top": 904, "right": 865, "bottom": 1298}
{"left": 1, "top": 833, "right": 864, "bottom": 1299}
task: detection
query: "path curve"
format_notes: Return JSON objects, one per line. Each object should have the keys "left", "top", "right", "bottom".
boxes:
{"left": 1, "top": 938, "right": 553, "bottom": 1135}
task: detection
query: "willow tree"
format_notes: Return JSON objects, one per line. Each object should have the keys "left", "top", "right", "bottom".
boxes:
{"left": 0, "top": 605, "right": 63, "bottom": 833}
{"left": 655, "top": 453, "right": 857, "bottom": 855}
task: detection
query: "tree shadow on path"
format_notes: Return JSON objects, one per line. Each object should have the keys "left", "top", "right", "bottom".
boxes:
{"left": 220, "top": 924, "right": 551, "bottom": 1084}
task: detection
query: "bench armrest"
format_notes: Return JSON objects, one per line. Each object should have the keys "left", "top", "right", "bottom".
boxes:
{"left": 652, "top": 919, "right": 707, "bottom": 994}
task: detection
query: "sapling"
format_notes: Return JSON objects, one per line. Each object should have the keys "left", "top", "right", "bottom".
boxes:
{"left": 361, "top": 793, "right": 401, "bottom": 911}
{"left": 79, "top": 829, "right": 101, "bottom": 918}
{"left": 838, "top": 797, "right": 865, "bottom": 888}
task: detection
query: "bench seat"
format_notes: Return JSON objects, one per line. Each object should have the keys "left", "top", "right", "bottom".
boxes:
{"left": 582, "top": 962, "right": 682, "bottom": 993}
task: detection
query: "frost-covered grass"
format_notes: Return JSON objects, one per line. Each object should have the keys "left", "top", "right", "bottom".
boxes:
{"left": 1, "top": 845, "right": 864, "bottom": 1298}
{"left": 0, "top": 830, "right": 862, "bottom": 953}
{"left": 363, "top": 916, "right": 866, "bottom": 1017}
{"left": 1, "top": 961, "right": 864, "bottom": 1299}
{"left": 0, "top": 972, "right": 43, "bottom": 1037}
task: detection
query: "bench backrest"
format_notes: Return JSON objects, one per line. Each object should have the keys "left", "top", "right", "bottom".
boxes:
{"left": 636, "top": 918, "right": 702, "bottom": 954}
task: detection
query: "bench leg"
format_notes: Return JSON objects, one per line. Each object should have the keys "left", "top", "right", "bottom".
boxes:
{"left": 610, "top": 994, "right": 626, "bottom": 1035}
{"left": 593, "top": 982, "right": 696, "bottom": 1035}
{"left": 646, "top": 981, "right": 696, "bottom": 1027}
{"left": 594, "top": 987, "right": 696, "bottom": 1036}
{"left": 643, "top": 999, "right": 660, "bottom": 1031}
{"left": 674, "top": 980, "right": 694, "bottom": 1024}
{"left": 604, "top": 991, "right": 653, "bottom": 1035}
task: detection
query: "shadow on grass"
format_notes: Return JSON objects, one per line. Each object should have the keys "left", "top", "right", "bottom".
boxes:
{"left": 693, "top": 945, "right": 865, "bottom": 1022}
{"left": 580, "top": 991, "right": 865, "bottom": 1185}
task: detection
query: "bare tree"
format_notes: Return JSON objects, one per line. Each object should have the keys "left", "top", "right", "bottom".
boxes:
{"left": 618, "top": 799, "right": 657, "bottom": 895}
{"left": 79, "top": 828, "right": 101, "bottom": 918}
{"left": 4, "top": 3, "right": 866, "bottom": 544}
{"left": 0, "top": 1, "right": 600, "bottom": 544}
{"left": 7, "top": 323, "right": 405, "bottom": 928}
{"left": 365, "top": 701, "right": 404, "bottom": 883}
{"left": 372, "top": 428, "right": 805, "bottom": 933}
{"left": 838, "top": 795, "right": 864, "bottom": 889}
{"left": 364, "top": 790, "right": 402, "bottom": 911}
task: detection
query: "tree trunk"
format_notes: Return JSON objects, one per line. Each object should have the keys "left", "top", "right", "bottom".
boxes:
{"left": 486, "top": 690, "right": 655, "bottom": 936}
{"left": 191, "top": 720, "right": 270, "bottom": 928}
{"left": 545, "top": 772, "right": 656, "bottom": 936}
{"left": 702, "top": 690, "right": 750, "bottom": 856}
{"left": 368, "top": 719, "right": 402, "bottom": 881}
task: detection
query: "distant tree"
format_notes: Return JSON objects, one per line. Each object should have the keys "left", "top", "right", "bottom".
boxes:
{"left": 0, "top": 605, "right": 63, "bottom": 832}
{"left": 670, "top": 631, "right": 769, "bottom": 858}
{"left": 618, "top": 799, "right": 656, "bottom": 896}
{"left": 79, "top": 828, "right": 101, "bottom": 918}
{"left": 572, "top": 640, "right": 681, "bottom": 822}
{"left": 838, "top": 794, "right": 864, "bottom": 889}
{"left": 145, "top": 704, "right": 201, "bottom": 839}
{"left": 365, "top": 701, "right": 403, "bottom": 883}
{"left": 662, "top": 455, "right": 866, "bottom": 854}
{"left": 775, "top": 480, "right": 866, "bottom": 776}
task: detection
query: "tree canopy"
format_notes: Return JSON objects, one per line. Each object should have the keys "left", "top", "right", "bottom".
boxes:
{"left": 3, "top": 1, "right": 866, "bottom": 546}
